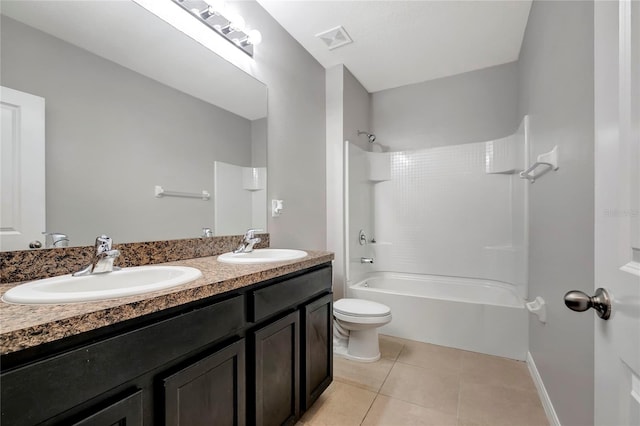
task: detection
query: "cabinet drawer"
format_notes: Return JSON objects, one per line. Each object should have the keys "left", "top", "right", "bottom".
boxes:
{"left": 1, "top": 295, "right": 244, "bottom": 426}
{"left": 249, "top": 267, "right": 331, "bottom": 323}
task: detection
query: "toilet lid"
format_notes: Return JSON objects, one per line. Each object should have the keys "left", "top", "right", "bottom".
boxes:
{"left": 334, "top": 298, "right": 390, "bottom": 317}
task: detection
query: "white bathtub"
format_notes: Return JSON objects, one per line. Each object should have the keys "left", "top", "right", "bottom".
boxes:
{"left": 349, "top": 272, "right": 528, "bottom": 360}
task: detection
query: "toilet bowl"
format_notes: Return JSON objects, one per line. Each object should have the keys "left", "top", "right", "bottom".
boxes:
{"left": 333, "top": 298, "right": 392, "bottom": 362}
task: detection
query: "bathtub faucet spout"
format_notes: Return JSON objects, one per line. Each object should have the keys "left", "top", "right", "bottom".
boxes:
{"left": 360, "top": 257, "right": 374, "bottom": 264}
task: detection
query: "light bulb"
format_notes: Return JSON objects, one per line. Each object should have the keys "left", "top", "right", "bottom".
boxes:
{"left": 226, "top": 12, "right": 246, "bottom": 32}
{"left": 247, "top": 29, "right": 262, "bottom": 46}
{"left": 191, "top": 5, "right": 215, "bottom": 19}
{"left": 203, "top": 0, "right": 225, "bottom": 15}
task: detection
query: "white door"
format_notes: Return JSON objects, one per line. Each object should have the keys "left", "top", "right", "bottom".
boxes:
{"left": 0, "top": 86, "right": 46, "bottom": 251}
{"left": 593, "top": 1, "right": 640, "bottom": 425}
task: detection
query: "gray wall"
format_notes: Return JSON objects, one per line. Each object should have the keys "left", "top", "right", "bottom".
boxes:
{"left": 251, "top": 117, "right": 268, "bottom": 168}
{"left": 235, "top": 2, "right": 327, "bottom": 250}
{"left": 371, "top": 62, "right": 519, "bottom": 151}
{"left": 343, "top": 68, "right": 372, "bottom": 152}
{"left": 1, "top": 16, "right": 254, "bottom": 246}
{"left": 326, "top": 65, "right": 346, "bottom": 299}
{"left": 325, "top": 65, "right": 372, "bottom": 299}
{"left": 517, "top": 2, "right": 595, "bottom": 425}
{"left": 342, "top": 67, "right": 374, "bottom": 291}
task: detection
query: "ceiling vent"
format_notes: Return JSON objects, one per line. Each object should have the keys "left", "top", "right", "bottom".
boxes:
{"left": 315, "top": 26, "right": 353, "bottom": 50}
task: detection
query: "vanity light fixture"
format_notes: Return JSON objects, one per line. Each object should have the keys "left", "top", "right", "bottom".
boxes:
{"left": 173, "top": 0, "right": 262, "bottom": 57}
{"left": 234, "top": 29, "right": 263, "bottom": 48}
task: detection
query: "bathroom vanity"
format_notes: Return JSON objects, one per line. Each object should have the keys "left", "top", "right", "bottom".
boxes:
{"left": 0, "top": 252, "right": 333, "bottom": 426}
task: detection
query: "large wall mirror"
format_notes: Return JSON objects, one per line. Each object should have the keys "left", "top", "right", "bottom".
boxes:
{"left": 0, "top": 1, "right": 268, "bottom": 250}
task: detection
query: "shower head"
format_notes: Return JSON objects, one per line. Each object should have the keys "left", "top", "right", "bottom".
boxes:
{"left": 357, "top": 130, "right": 376, "bottom": 143}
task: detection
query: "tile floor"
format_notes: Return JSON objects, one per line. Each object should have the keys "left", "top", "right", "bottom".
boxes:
{"left": 298, "top": 335, "right": 548, "bottom": 426}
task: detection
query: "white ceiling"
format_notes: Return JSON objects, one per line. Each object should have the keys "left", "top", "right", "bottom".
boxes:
{"left": 1, "top": 0, "right": 267, "bottom": 120}
{"left": 257, "top": 0, "right": 532, "bottom": 93}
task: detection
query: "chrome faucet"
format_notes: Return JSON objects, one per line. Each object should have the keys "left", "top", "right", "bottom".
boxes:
{"left": 361, "top": 257, "right": 374, "bottom": 264}
{"left": 73, "top": 235, "right": 121, "bottom": 276}
{"left": 234, "top": 229, "right": 263, "bottom": 253}
{"left": 42, "top": 232, "right": 69, "bottom": 248}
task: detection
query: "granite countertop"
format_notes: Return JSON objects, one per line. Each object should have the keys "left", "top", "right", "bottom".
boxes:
{"left": 0, "top": 250, "right": 334, "bottom": 355}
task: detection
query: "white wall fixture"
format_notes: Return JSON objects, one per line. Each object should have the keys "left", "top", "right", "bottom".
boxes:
{"left": 154, "top": 185, "right": 211, "bottom": 200}
{"left": 171, "top": 0, "right": 262, "bottom": 57}
{"left": 272, "top": 199, "right": 284, "bottom": 217}
{"left": 366, "top": 152, "right": 391, "bottom": 182}
{"left": 526, "top": 296, "right": 547, "bottom": 324}
{"left": 242, "top": 167, "right": 266, "bottom": 191}
{"left": 519, "top": 145, "right": 559, "bottom": 183}
{"left": 315, "top": 25, "right": 353, "bottom": 50}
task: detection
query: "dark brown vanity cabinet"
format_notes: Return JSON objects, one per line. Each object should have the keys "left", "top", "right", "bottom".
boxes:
{"left": 302, "top": 293, "right": 333, "bottom": 411}
{"left": 164, "top": 340, "right": 246, "bottom": 426}
{"left": 0, "top": 263, "right": 333, "bottom": 426}
{"left": 71, "top": 390, "right": 143, "bottom": 426}
{"left": 252, "top": 311, "right": 300, "bottom": 426}
{"left": 247, "top": 265, "right": 333, "bottom": 426}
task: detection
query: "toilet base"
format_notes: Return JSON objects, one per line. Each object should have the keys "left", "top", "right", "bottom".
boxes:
{"left": 333, "top": 327, "right": 381, "bottom": 363}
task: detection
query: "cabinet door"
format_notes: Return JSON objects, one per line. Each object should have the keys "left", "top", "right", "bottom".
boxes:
{"left": 253, "top": 311, "right": 300, "bottom": 426}
{"left": 164, "top": 340, "right": 245, "bottom": 426}
{"left": 72, "top": 390, "right": 143, "bottom": 426}
{"left": 302, "top": 293, "right": 333, "bottom": 410}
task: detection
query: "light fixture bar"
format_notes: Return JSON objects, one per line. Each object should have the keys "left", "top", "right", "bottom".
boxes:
{"left": 172, "top": 0, "right": 261, "bottom": 57}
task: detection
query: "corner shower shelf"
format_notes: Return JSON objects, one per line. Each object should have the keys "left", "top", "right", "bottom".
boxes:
{"left": 519, "top": 146, "right": 559, "bottom": 183}
{"left": 367, "top": 152, "right": 391, "bottom": 182}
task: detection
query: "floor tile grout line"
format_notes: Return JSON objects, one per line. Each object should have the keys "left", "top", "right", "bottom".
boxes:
{"left": 378, "top": 344, "right": 402, "bottom": 392}
{"left": 359, "top": 391, "right": 381, "bottom": 425}
{"left": 360, "top": 349, "right": 399, "bottom": 426}
{"left": 456, "top": 352, "right": 463, "bottom": 423}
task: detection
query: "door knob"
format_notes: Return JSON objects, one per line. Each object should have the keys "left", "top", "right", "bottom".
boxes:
{"left": 564, "top": 288, "right": 611, "bottom": 320}
{"left": 29, "top": 240, "right": 42, "bottom": 249}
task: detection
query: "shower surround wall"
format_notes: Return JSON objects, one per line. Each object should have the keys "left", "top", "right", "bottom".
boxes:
{"left": 374, "top": 136, "right": 527, "bottom": 294}
{"left": 348, "top": 124, "right": 528, "bottom": 296}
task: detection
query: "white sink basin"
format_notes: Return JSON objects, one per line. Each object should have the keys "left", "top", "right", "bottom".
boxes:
{"left": 217, "top": 249, "right": 307, "bottom": 264}
{"left": 1, "top": 265, "right": 202, "bottom": 305}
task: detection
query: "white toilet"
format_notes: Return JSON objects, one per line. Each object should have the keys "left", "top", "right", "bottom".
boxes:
{"left": 333, "top": 298, "right": 392, "bottom": 362}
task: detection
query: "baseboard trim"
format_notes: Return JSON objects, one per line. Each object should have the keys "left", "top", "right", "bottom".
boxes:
{"left": 527, "top": 352, "right": 561, "bottom": 426}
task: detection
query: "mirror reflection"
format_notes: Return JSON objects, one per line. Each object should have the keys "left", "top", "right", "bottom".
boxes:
{"left": 0, "top": 0, "right": 268, "bottom": 251}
